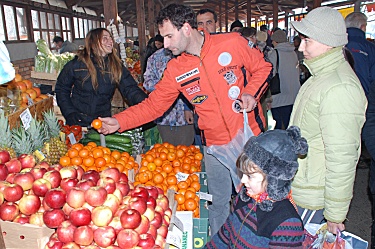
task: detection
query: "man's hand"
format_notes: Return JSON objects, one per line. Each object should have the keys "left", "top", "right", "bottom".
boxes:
{"left": 240, "top": 93, "right": 257, "bottom": 112}
{"left": 184, "top": 111, "right": 194, "bottom": 124}
{"left": 98, "top": 117, "right": 120, "bottom": 135}
{"left": 327, "top": 221, "right": 345, "bottom": 234}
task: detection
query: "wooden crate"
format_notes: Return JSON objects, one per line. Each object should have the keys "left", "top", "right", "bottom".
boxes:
{"left": 30, "top": 70, "right": 58, "bottom": 91}
{"left": 8, "top": 96, "right": 53, "bottom": 129}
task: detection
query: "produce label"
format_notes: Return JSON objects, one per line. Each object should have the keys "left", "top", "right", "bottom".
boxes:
{"left": 175, "top": 172, "right": 189, "bottom": 182}
{"left": 20, "top": 108, "right": 32, "bottom": 130}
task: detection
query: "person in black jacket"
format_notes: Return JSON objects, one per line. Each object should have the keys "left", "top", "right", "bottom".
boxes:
{"left": 55, "top": 28, "right": 148, "bottom": 127}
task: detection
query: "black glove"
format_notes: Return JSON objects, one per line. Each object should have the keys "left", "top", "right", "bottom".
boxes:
{"left": 66, "top": 112, "right": 83, "bottom": 126}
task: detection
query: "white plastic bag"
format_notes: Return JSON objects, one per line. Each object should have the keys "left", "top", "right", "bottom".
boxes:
{"left": 207, "top": 110, "right": 254, "bottom": 192}
{"left": 0, "top": 41, "right": 15, "bottom": 84}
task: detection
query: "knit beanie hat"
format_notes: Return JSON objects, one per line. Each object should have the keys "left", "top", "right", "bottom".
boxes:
{"left": 256, "top": 31, "right": 268, "bottom": 42}
{"left": 154, "top": 34, "right": 164, "bottom": 43}
{"left": 271, "top": 30, "right": 287, "bottom": 43}
{"left": 230, "top": 20, "right": 243, "bottom": 31}
{"left": 290, "top": 7, "right": 347, "bottom": 47}
{"left": 241, "top": 126, "right": 308, "bottom": 211}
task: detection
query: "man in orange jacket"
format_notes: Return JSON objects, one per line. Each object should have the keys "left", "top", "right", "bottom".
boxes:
{"left": 99, "top": 4, "right": 271, "bottom": 235}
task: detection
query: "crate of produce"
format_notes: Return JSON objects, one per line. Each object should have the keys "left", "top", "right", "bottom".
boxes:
{"left": 8, "top": 95, "right": 53, "bottom": 129}
{"left": 30, "top": 70, "right": 58, "bottom": 81}
{"left": 0, "top": 220, "right": 54, "bottom": 249}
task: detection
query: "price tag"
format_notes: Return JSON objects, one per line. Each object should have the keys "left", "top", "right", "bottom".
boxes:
{"left": 33, "top": 149, "right": 46, "bottom": 161}
{"left": 20, "top": 108, "right": 32, "bottom": 130}
{"left": 67, "top": 133, "right": 77, "bottom": 145}
{"left": 175, "top": 172, "right": 189, "bottom": 182}
{"left": 171, "top": 214, "right": 184, "bottom": 231}
{"left": 166, "top": 230, "right": 182, "bottom": 248}
{"left": 199, "top": 192, "right": 213, "bottom": 202}
{"left": 26, "top": 95, "right": 34, "bottom": 106}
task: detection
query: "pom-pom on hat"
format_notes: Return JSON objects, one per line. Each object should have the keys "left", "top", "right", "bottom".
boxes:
{"left": 290, "top": 6, "right": 348, "bottom": 47}
{"left": 242, "top": 126, "right": 308, "bottom": 211}
{"left": 271, "top": 30, "right": 287, "bottom": 43}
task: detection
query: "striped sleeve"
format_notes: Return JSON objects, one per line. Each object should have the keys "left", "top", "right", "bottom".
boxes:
{"left": 269, "top": 217, "right": 304, "bottom": 249}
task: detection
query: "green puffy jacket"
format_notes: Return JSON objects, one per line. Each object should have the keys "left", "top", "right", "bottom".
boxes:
{"left": 289, "top": 46, "right": 367, "bottom": 223}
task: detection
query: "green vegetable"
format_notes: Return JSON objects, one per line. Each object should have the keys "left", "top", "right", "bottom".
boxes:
{"left": 87, "top": 132, "right": 132, "bottom": 144}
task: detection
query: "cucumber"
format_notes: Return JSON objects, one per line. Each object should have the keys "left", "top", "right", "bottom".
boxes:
{"left": 105, "top": 143, "right": 133, "bottom": 153}
{"left": 87, "top": 131, "right": 132, "bottom": 144}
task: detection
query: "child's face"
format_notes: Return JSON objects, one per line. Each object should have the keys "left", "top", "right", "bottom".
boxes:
{"left": 241, "top": 172, "right": 266, "bottom": 196}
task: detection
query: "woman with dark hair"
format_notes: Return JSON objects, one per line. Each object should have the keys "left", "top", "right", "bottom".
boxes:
{"left": 55, "top": 28, "right": 147, "bottom": 126}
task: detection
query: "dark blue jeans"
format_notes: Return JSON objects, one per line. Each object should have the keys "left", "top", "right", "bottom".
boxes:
{"left": 271, "top": 104, "right": 293, "bottom": 130}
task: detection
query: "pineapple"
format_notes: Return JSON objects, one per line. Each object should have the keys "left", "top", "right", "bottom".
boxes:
{"left": 27, "top": 117, "right": 48, "bottom": 163}
{"left": 42, "top": 110, "right": 68, "bottom": 164}
{"left": 0, "top": 112, "right": 17, "bottom": 158}
{"left": 12, "top": 126, "right": 34, "bottom": 156}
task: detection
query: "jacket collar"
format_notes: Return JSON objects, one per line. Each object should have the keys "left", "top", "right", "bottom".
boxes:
{"left": 347, "top": 27, "right": 366, "bottom": 39}
{"left": 304, "top": 46, "right": 345, "bottom": 76}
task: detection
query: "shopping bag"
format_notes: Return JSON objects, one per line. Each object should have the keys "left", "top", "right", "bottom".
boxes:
{"left": 341, "top": 231, "right": 368, "bottom": 249}
{"left": 0, "top": 41, "right": 15, "bottom": 85}
{"left": 322, "top": 231, "right": 345, "bottom": 249}
{"left": 207, "top": 110, "right": 254, "bottom": 192}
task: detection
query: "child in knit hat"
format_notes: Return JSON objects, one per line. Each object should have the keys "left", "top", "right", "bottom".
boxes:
{"left": 205, "top": 126, "right": 308, "bottom": 249}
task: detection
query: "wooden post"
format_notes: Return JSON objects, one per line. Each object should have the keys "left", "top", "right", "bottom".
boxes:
{"left": 104, "top": 0, "right": 118, "bottom": 26}
{"left": 225, "top": 0, "right": 229, "bottom": 32}
{"left": 148, "top": 0, "right": 155, "bottom": 37}
{"left": 285, "top": 11, "right": 289, "bottom": 37}
{"left": 219, "top": 0, "right": 222, "bottom": 32}
{"left": 354, "top": 0, "right": 362, "bottom": 11}
{"left": 235, "top": 0, "right": 239, "bottom": 20}
{"left": 247, "top": 0, "right": 251, "bottom": 27}
{"left": 273, "top": 0, "right": 278, "bottom": 30}
{"left": 313, "top": 0, "right": 322, "bottom": 9}
{"left": 136, "top": 0, "right": 146, "bottom": 70}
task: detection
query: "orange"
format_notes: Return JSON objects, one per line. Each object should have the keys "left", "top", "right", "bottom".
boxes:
{"left": 115, "top": 163, "right": 125, "bottom": 172}
{"left": 139, "top": 166, "right": 148, "bottom": 173}
{"left": 166, "top": 152, "right": 176, "bottom": 162}
{"left": 162, "top": 163, "right": 173, "bottom": 174}
{"left": 141, "top": 159, "right": 149, "bottom": 167}
{"left": 194, "top": 152, "right": 203, "bottom": 161}
{"left": 103, "top": 154, "right": 112, "bottom": 163}
{"left": 67, "top": 148, "right": 79, "bottom": 158}
{"left": 184, "top": 190, "right": 196, "bottom": 200}
{"left": 71, "top": 156, "right": 83, "bottom": 166}
{"left": 190, "top": 181, "right": 201, "bottom": 192}
{"left": 159, "top": 152, "right": 167, "bottom": 161}
{"left": 87, "top": 141, "right": 98, "bottom": 148}
{"left": 166, "top": 175, "right": 177, "bottom": 186}
{"left": 168, "top": 184, "right": 179, "bottom": 192}
{"left": 154, "top": 157, "right": 163, "bottom": 167}
{"left": 83, "top": 156, "right": 95, "bottom": 167}
{"left": 94, "top": 157, "right": 106, "bottom": 168}
{"left": 92, "top": 148, "right": 104, "bottom": 158}
{"left": 182, "top": 163, "right": 191, "bottom": 172}
{"left": 172, "top": 159, "right": 181, "bottom": 168}
{"left": 91, "top": 119, "right": 102, "bottom": 129}
{"left": 71, "top": 144, "right": 83, "bottom": 152}
{"left": 78, "top": 149, "right": 90, "bottom": 158}
{"left": 175, "top": 193, "right": 185, "bottom": 205}
{"left": 121, "top": 152, "right": 130, "bottom": 158}
{"left": 59, "top": 156, "right": 71, "bottom": 166}
{"left": 86, "top": 165, "right": 98, "bottom": 171}
{"left": 177, "top": 181, "right": 189, "bottom": 190}
{"left": 147, "top": 162, "right": 157, "bottom": 172}
{"left": 183, "top": 157, "right": 192, "bottom": 164}
{"left": 119, "top": 157, "right": 129, "bottom": 164}
{"left": 138, "top": 172, "right": 149, "bottom": 184}
{"left": 145, "top": 154, "right": 155, "bottom": 163}
{"left": 116, "top": 159, "right": 127, "bottom": 166}
{"left": 173, "top": 167, "right": 181, "bottom": 174}
{"left": 193, "top": 208, "right": 200, "bottom": 218}
{"left": 102, "top": 147, "right": 111, "bottom": 155}
{"left": 145, "top": 170, "right": 153, "bottom": 180}
{"left": 176, "top": 149, "right": 185, "bottom": 158}
{"left": 184, "top": 198, "right": 197, "bottom": 211}
{"left": 106, "top": 162, "right": 115, "bottom": 168}
{"left": 190, "top": 174, "right": 199, "bottom": 182}
{"left": 111, "top": 150, "right": 121, "bottom": 160}
{"left": 153, "top": 173, "right": 164, "bottom": 184}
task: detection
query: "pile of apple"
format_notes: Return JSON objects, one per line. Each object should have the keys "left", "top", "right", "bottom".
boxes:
{"left": 0, "top": 150, "right": 172, "bottom": 249}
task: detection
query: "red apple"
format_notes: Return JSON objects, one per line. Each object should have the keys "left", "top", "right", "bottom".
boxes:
{"left": 73, "top": 225, "right": 93, "bottom": 246}
{"left": 145, "top": 186, "right": 159, "bottom": 200}
{"left": 36, "top": 161, "right": 50, "bottom": 169}
{"left": 116, "top": 229, "right": 140, "bottom": 249}
{"left": 100, "top": 168, "right": 121, "bottom": 182}
{"left": 13, "top": 213, "right": 30, "bottom": 224}
{"left": 43, "top": 209, "right": 66, "bottom": 228}
{"left": 5, "top": 158, "right": 22, "bottom": 173}
{"left": 5, "top": 173, "right": 16, "bottom": 183}
{"left": 73, "top": 166, "right": 84, "bottom": 180}
{"left": 97, "top": 177, "right": 116, "bottom": 194}
{"left": 76, "top": 179, "right": 95, "bottom": 191}
{"left": 0, "top": 163, "right": 8, "bottom": 180}
{"left": 108, "top": 216, "right": 123, "bottom": 235}
{"left": 164, "top": 208, "right": 172, "bottom": 219}
{"left": 57, "top": 220, "right": 77, "bottom": 243}
{"left": 66, "top": 187, "right": 85, "bottom": 209}
{"left": 45, "top": 189, "right": 66, "bottom": 209}
{"left": 30, "top": 166, "right": 47, "bottom": 180}
{"left": 128, "top": 196, "right": 147, "bottom": 214}
{"left": 138, "top": 233, "right": 156, "bottom": 248}
{"left": 69, "top": 207, "right": 91, "bottom": 227}
{"left": 2, "top": 183, "right": 23, "bottom": 202}
{"left": 116, "top": 181, "right": 130, "bottom": 197}
{"left": 155, "top": 234, "right": 166, "bottom": 248}
{"left": 61, "top": 242, "right": 80, "bottom": 249}
{"left": 119, "top": 172, "right": 128, "bottom": 183}
{"left": 29, "top": 212, "right": 44, "bottom": 226}
{"left": 146, "top": 196, "right": 156, "bottom": 209}
{"left": 103, "top": 193, "right": 120, "bottom": 214}
{"left": 114, "top": 204, "right": 128, "bottom": 218}
{"left": 157, "top": 224, "right": 168, "bottom": 238}
{"left": 0, "top": 202, "right": 19, "bottom": 221}
{"left": 132, "top": 186, "right": 149, "bottom": 199}
{"left": 82, "top": 202, "right": 94, "bottom": 212}
{"left": 82, "top": 170, "right": 100, "bottom": 184}
{"left": 113, "top": 188, "right": 124, "bottom": 202}
{"left": 62, "top": 202, "right": 74, "bottom": 216}
{"left": 93, "top": 226, "right": 116, "bottom": 247}
{"left": 144, "top": 206, "right": 155, "bottom": 222}
{"left": 32, "top": 178, "right": 52, "bottom": 197}
{"left": 0, "top": 192, "right": 3, "bottom": 205}
{"left": 84, "top": 186, "right": 107, "bottom": 207}
{"left": 49, "top": 164, "right": 63, "bottom": 171}
{"left": 163, "top": 214, "right": 170, "bottom": 226}
{"left": 59, "top": 166, "right": 77, "bottom": 179}
{"left": 13, "top": 172, "right": 35, "bottom": 190}
{"left": 43, "top": 170, "right": 62, "bottom": 189}
{"left": 147, "top": 224, "right": 157, "bottom": 239}
{"left": 18, "top": 154, "right": 36, "bottom": 169}
{"left": 120, "top": 209, "right": 142, "bottom": 229}
{"left": 91, "top": 205, "right": 113, "bottom": 227}
{"left": 106, "top": 246, "right": 121, "bottom": 249}
{"left": 0, "top": 180, "right": 9, "bottom": 191}
{"left": 150, "top": 211, "right": 163, "bottom": 229}
{"left": 42, "top": 198, "right": 53, "bottom": 211}
{"left": 45, "top": 237, "right": 64, "bottom": 249}
{"left": 18, "top": 193, "right": 41, "bottom": 215}
{"left": 122, "top": 195, "right": 131, "bottom": 206}
{"left": 134, "top": 215, "right": 150, "bottom": 235}
{"left": 0, "top": 150, "right": 10, "bottom": 164}
{"left": 156, "top": 194, "right": 169, "bottom": 212}
{"left": 60, "top": 177, "right": 79, "bottom": 192}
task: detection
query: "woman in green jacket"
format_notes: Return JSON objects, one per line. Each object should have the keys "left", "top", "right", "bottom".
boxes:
{"left": 289, "top": 7, "right": 367, "bottom": 234}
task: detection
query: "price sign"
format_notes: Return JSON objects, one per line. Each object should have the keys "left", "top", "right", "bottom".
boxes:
{"left": 199, "top": 192, "right": 213, "bottom": 202}
{"left": 26, "top": 95, "right": 34, "bottom": 106}
{"left": 175, "top": 172, "right": 189, "bottom": 182}
{"left": 20, "top": 108, "right": 32, "bottom": 130}
{"left": 166, "top": 230, "right": 182, "bottom": 248}
{"left": 67, "top": 133, "right": 77, "bottom": 145}
{"left": 171, "top": 214, "right": 184, "bottom": 231}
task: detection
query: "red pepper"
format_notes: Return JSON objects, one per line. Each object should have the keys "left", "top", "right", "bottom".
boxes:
{"left": 61, "top": 125, "right": 71, "bottom": 134}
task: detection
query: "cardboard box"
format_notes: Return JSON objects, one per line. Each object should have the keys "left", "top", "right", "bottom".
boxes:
{"left": 0, "top": 220, "right": 54, "bottom": 249}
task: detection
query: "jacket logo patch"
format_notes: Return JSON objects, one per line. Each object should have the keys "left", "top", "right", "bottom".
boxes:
{"left": 186, "top": 84, "right": 201, "bottom": 95}
{"left": 176, "top": 68, "right": 199, "bottom": 83}
{"left": 191, "top": 95, "right": 208, "bottom": 104}
{"left": 223, "top": 70, "right": 237, "bottom": 85}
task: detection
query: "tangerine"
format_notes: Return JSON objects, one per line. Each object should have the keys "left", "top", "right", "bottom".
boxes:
{"left": 67, "top": 148, "right": 79, "bottom": 158}
{"left": 184, "top": 198, "right": 197, "bottom": 211}
{"left": 78, "top": 149, "right": 90, "bottom": 158}
{"left": 91, "top": 119, "right": 102, "bottom": 129}
{"left": 92, "top": 148, "right": 104, "bottom": 158}
{"left": 111, "top": 150, "right": 121, "bottom": 160}
{"left": 94, "top": 157, "right": 106, "bottom": 168}
{"left": 175, "top": 194, "right": 185, "bottom": 205}
{"left": 147, "top": 162, "right": 157, "bottom": 171}
{"left": 83, "top": 156, "right": 95, "bottom": 167}
{"left": 194, "top": 152, "right": 203, "bottom": 161}
{"left": 166, "top": 152, "right": 176, "bottom": 162}
{"left": 145, "top": 154, "right": 155, "bottom": 163}
{"left": 59, "top": 156, "right": 71, "bottom": 166}
{"left": 153, "top": 173, "right": 164, "bottom": 184}
{"left": 87, "top": 142, "right": 98, "bottom": 148}
{"left": 71, "top": 156, "right": 83, "bottom": 166}
{"left": 166, "top": 175, "right": 177, "bottom": 186}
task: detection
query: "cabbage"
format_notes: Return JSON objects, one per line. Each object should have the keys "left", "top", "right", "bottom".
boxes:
{"left": 36, "top": 39, "right": 52, "bottom": 56}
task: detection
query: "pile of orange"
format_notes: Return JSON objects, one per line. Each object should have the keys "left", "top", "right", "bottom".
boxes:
{"left": 133, "top": 142, "right": 204, "bottom": 217}
{"left": 59, "top": 142, "right": 139, "bottom": 174}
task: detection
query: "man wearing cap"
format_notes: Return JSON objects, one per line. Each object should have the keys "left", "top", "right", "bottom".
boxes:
{"left": 230, "top": 20, "right": 243, "bottom": 32}
{"left": 289, "top": 7, "right": 367, "bottom": 234}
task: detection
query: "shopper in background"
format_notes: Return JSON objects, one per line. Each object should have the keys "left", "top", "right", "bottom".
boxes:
{"left": 55, "top": 28, "right": 147, "bottom": 127}
{"left": 260, "top": 24, "right": 273, "bottom": 47}
{"left": 289, "top": 7, "right": 367, "bottom": 234}
{"left": 240, "top": 27, "right": 257, "bottom": 47}
{"left": 197, "top": 8, "right": 217, "bottom": 33}
{"left": 205, "top": 126, "right": 307, "bottom": 249}
{"left": 230, "top": 20, "right": 243, "bottom": 32}
{"left": 97, "top": 4, "right": 271, "bottom": 235}
{"left": 53, "top": 36, "right": 79, "bottom": 54}
{"left": 268, "top": 30, "right": 300, "bottom": 130}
